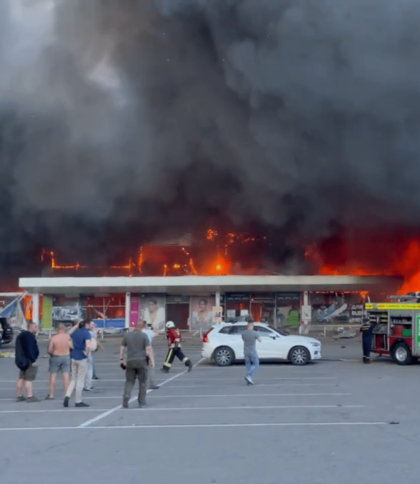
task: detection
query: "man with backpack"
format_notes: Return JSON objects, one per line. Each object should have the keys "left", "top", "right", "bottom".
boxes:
{"left": 15, "top": 322, "right": 40, "bottom": 403}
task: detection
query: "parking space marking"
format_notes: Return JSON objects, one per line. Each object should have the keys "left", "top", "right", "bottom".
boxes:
{"left": 0, "top": 421, "right": 388, "bottom": 432}
{"left": 159, "top": 383, "right": 339, "bottom": 388}
{"left": 78, "top": 358, "right": 205, "bottom": 428}
{"left": 0, "top": 392, "right": 350, "bottom": 402}
{"left": 0, "top": 409, "right": 112, "bottom": 413}
{"left": 0, "top": 383, "right": 339, "bottom": 391}
{"left": 166, "top": 377, "right": 337, "bottom": 381}
{"left": 149, "top": 392, "right": 351, "bottom": 398}
{"left": 0, "top": 404, "right": 365, "bottom": 414}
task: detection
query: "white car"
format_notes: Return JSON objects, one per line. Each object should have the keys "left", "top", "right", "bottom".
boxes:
{"left": 202, "top": 323, "right": 322, "bottom": 366}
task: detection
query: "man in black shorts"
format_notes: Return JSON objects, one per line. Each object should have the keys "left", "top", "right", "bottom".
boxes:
{"left": 15, "top": 322, "right": 40, "bottom": 402}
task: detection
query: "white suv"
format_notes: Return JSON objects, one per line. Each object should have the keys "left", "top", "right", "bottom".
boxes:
{"left": 202, "top": 323, "right": 321, "bottom": 366}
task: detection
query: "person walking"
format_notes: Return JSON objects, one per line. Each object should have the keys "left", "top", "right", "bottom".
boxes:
{"left": 360, "top": 317, "right": 375, "bottom": 364}
{"left": 63, "top": 319, "right": 91, "bottom": 408}
{"left": 142, "top": 322, "right": 160, "bottom": 390}
{"left": 90, "top": 322, "right": 103, "bottom": 381}
{"left": 46, "top": 323, "right": 73, "bottom": 400}
{"left": 242, "top": 321, "right": 261, "bottom": 385}
{"left": 15, "top": 322, "right": 40, "bottom": 403}
{"left": 161, "top": 321, "right": 193, "bottom": 373}
{"left": 119, "top": 320, "right": 154, "bottom": 408}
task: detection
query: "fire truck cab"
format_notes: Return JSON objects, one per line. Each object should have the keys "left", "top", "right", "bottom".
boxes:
{"left": 365, "top": 293, "right": 420, "bottom": 365}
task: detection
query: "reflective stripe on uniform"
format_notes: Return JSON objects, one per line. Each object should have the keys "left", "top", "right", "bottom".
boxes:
{"left": 165, "top": 349, "right": 173, "bottom": 366}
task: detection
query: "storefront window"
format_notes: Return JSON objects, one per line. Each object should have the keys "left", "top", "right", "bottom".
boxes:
{"left": 276, "top": 293, "right": 301, "bottom": 328}
{"left": 310, "top": 292, "right": 364, "bottom": 324}
{"left": 226, "top": 293, "right": 250, "bottom": 320}
{"left": 251, "top": 293, "right": 275, "bottom": 324}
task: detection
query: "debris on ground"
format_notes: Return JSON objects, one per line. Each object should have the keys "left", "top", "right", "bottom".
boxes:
{"left": 334, "top": 330, "right": 357, "bottom": 339}
{"left": 0, "top": 351, "right": 14, "bottom": 358}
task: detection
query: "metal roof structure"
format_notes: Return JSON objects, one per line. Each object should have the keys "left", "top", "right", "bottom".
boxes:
{"left": 19, "top": 275, "right": 403, "bottom": 295}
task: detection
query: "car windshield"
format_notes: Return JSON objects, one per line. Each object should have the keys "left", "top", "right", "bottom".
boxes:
{"left": 268, "top": 326, "right": 289, "bottom": 336}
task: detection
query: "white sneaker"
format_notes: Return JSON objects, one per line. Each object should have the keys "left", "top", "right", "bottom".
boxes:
{"left": 245, "top": 376, "right": 253, "bottom": 385}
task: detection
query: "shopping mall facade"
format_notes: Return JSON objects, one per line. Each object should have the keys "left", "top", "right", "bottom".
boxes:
{"left": 19, "top": 275, "right": 403, "bottom": 332}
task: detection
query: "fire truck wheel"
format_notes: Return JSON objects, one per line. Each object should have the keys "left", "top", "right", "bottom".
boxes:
{"left": 214, "top": 346, "right": 234, "bottom": 366}
{"left": 289, "top": 346, "right": 310, "bottom": 365}
{"left": 392, "top": 342, "right": 412, "bottom": 365}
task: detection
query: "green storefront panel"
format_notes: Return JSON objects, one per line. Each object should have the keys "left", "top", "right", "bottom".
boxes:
{"left": 42, "top": 295, "right": 53, "bottom": 330}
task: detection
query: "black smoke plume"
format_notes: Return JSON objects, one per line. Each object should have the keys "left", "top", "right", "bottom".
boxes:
{"left": 1, "top": 0, "right": 420, "bottom": 282}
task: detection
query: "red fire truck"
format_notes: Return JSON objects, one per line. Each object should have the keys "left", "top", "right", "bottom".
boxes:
{"left": 365, "top": 293, "right": 420, "bottom": 365}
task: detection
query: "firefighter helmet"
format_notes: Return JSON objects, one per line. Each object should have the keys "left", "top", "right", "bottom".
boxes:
{"left": 166, "top": 321, "right": 176, "bottom": 329}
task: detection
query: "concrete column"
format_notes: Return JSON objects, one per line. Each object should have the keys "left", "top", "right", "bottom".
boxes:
{"left": 32, "top": 293, "right": 40, "bottom": 324}
{"left": 215, "top": 292, "right": 220, "bottom": 307}
{"left": 300, "top": 291, "right": 310, "bottom": 335}
{"left": 125, "top": 292, "right": 131, "bottom": 329}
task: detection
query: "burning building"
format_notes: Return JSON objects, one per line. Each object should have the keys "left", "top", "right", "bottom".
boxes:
{"left": 2, "top": 1, "right": 420, "bottom": 323}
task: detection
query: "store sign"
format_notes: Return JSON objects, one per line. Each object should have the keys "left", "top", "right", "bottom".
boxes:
{"left": 166, "top": 295, "right": 190, "bottom": 304}
{"left": 251, "top": 293, "right": 275, "bottom": 303}
{"left": 226, "top": 293, "right": 250, "bottom": 302}
{"left": 276, "top": 292, "right": 301, "bottom": 303}
{"left": 130, "top": 297, "right": 140, "bottom": 328}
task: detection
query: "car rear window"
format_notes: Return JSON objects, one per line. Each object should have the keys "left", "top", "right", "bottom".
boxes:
{"left": 254, "top": 326, "right": 273, "bottom": 335}
{"left": 219, "top": 326, "right": 233, "bottom": 334}
{"left": 230, "top": 325, "right": 247, "bottom": 334}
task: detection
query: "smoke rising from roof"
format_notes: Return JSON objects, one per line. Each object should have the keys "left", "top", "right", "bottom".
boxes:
{"left": 1, "top": 0, "right": 420, "bottom": 278}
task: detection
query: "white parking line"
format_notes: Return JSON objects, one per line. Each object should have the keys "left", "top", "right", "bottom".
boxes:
{"left": 0, "top": 421, "right": 387, "bottom": 431}
{"left": 149, "top": 392, "right": 351, "bottom": 399}
{"left": 0, "top": 404, "right": 365, "bottom": 414}
{"left": 0, "top": 392, "right": 350, "bottom": 402}
{"left": 162, "top": 377, "right": 338, "bottom": 381}
{"left": 78, "top": 358, "right": 205, "bottom": 428}
{"left": 0, "top": 383, "right": 339, "bottom": 391}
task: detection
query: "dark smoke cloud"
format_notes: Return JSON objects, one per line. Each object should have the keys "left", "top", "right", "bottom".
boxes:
{"left": 1, "top": 0, "right": 420, "bottom": 279}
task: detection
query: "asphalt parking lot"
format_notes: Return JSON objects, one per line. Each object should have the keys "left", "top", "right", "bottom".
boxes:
{"left": 0, "top": 335, "right": 419, "bottom": 484}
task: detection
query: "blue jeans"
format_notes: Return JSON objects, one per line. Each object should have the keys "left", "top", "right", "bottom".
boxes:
{"left": 245, "top": 351, "right": 259, "bottom": 377}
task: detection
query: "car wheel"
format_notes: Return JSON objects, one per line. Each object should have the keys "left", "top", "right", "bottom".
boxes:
{"left": 392, "top": 342, "right": 412, "bottom": 365}
{"left": 289, "top": 346, "right": 310, "bottom": 366}
{"left": 214, "top": 346, "right": 234, "bottom": 367}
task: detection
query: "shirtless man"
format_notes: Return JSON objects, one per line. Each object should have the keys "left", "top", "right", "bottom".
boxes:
{"left": 46, "top": 323, "right": 73, "bottom": 400}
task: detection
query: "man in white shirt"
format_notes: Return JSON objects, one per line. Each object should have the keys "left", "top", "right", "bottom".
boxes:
{"left": 142, "top": 322, "right": 159, "bottom": 390}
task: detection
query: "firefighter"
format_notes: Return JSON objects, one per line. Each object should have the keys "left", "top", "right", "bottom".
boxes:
{"left": 161, "top": 321, "right": 193, "bottom": 373}
{"left": 360, "top": 317, "right": 375, "bottom": 364}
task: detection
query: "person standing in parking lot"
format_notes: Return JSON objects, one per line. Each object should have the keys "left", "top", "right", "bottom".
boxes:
{"left": 46, "top": 323, "right": 73, "bottom": 400}
{"left": 15, "top": 322, "right": 40, "bottom": 402}
{"left": 142, "top": 322, "right": 160, "bottom": 390}
{"left": 63, "top": 319, "right": 91, "bottom": 408}
{"left": 242, "top": 321, "right": 261, "bottom": 385}
{"left": 120, "top": 320, "right": 155, "bottom": 408}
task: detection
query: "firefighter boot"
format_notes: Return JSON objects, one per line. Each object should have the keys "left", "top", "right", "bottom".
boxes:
{"left": 161, "top": 366, "right": 170, "bottom": 373}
